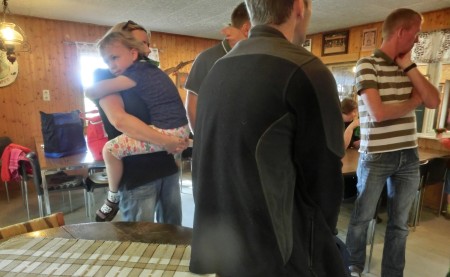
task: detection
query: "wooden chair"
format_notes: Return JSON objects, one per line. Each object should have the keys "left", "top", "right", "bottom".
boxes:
{"left": 418, "top": 157, "right": 448, "bottom": 223}
{"left": 0, "top": 212, "right": 65, "bottom": 240}
{"left": 409, "top": 160, "right": 429, "bottom": 230}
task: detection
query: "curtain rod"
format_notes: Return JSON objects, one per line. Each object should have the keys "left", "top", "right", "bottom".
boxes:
{"left": 62, "top": 40, "right": 96, "bottom": 46}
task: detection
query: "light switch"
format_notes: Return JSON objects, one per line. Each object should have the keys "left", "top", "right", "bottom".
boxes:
{"left": 43, "top": 90, "right": 50, "bottom": 101}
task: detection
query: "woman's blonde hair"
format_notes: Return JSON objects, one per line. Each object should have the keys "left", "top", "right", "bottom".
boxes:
{"left": 110, "top": 20, "right": 151, "bottom": 39}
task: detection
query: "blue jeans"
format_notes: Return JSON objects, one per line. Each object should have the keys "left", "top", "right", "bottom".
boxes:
{"left": 119, "top": 172, "right": 182, "bottom": 224}
{"left": 346, "top": 148, "right": 419, "bottom": 277}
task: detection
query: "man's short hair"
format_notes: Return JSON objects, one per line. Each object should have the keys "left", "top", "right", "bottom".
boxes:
{"left": 109, "top": 20, "right": 151, "bottom": 40}
{"left": 382, "top": 8, "right": 422, "bottom": 40}
{"left": 231, "top": 2, "right": 250, "bottom": 28}
{"left": 245, "top": 0, "right": 295, "bottom": 26}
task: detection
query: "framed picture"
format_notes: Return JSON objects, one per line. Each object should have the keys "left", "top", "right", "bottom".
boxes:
{"left": 322, "top": 30, "right": 349, "bottom": 56}
{"left": 302, "top": 38, "right": 312, "bottom": 52}
{"left": 361, "top": 28, "right": 377, "bottom": 51}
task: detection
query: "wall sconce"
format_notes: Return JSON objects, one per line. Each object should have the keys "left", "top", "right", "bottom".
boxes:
{"left": 0, "top": 0, "right": 30, "bottom": 63}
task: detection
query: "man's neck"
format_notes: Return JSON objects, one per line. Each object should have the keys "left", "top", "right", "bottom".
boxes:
{"left": 379, "top": 38, "right": 400, "bottom": 61}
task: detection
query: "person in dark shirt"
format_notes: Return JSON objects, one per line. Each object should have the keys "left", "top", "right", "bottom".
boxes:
{"left": 341, "top": 97, "right": 360, "bottom": 149}
{"left": 92, "top": 21, "right": 188, "bottom": 224}
{"left": 184, "top": 2, "right": 250, "bottom": 133}
{"left": 86, "top": 31, "right": 189, "bottom": 222}
{"left": 190, "top": 0, "right": 347, "bottom": 276}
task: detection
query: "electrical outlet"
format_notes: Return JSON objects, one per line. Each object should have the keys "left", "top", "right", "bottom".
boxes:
{"left": 43, "top": 90, "right": 50, "bottom": 101}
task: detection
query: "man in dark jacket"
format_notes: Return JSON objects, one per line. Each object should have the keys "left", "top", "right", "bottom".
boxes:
{"left": 190, "top": 0, "right": 347, "bottom": 276}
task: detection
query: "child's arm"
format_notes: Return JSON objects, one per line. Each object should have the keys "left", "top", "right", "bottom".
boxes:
{"left": 85, "top": 76, "right": 137, "bottom": 100}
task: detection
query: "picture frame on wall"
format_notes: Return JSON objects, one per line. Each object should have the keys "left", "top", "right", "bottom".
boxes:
{"left": 361, "top": 28, "right": 377, "bottom": 51}
{"left": 302, "top": 38, "right": 312, "bottom": 52}
{"left": 321, "top": 30, "right": 349, "bottom": 56}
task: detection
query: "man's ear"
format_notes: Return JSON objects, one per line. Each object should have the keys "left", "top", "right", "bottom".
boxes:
{"left": 295, "top": 0, "right": 305, "bottom": 19}
{"left": 131, "top": 48, "right": 139, "bottom": 60}
{"left": 396, "top": 26, "right": 404, "bottom": 39}
{"left": 241, "top": 22, "right": 251, "bottom": 37}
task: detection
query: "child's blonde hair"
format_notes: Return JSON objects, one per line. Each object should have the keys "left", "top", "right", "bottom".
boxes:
{"left": 97, "top": 31, "right": 146, "bottom": 58}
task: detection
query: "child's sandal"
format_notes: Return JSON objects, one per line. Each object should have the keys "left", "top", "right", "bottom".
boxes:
{"left": 95, "top": 199, "right": 119, "bottom": 222}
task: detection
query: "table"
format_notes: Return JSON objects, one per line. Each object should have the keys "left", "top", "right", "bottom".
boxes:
{"left": 35, "top": 140, "right": 104, "bottom": 216}
{"left": 342, "top": 147, "right": 450, "bottom": 175}
{"left": 18, "top": 221, "right": 193, "bottom": 244}
{"left": 0, "top": 222, "right": 208, "bottom": 276}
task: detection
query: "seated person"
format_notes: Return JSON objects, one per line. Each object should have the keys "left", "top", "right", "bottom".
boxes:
{"left": 341, "top": 97, "right": 360, "bottom": 149}
{"left": 341, "top": 97, "right": 360, "bottom": 200}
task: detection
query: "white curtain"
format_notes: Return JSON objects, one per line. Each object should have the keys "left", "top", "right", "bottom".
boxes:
{"left": 412, "top": 29, "right": 450, "bottom": 63}
{"left": 75, "top": 42, "right": 98, "bottom": 59}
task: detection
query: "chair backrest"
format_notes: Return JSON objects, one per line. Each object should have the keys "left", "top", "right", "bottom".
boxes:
{"left": 0, "top": 137, "right": 12, "bottom": 157}
{"left": 0, "top": 212, "right": 65, "bottom": 240}
{"left": 423, "top": 158, "right": 448, "bottom": 186}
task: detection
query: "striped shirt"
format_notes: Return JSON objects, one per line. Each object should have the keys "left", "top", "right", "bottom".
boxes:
{"left": 356, "top": 49, "right": 417, "bottom": 154}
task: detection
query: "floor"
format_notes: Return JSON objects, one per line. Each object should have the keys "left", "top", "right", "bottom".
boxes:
{"left": 1, "top": 173, "right": 449, "bottom": 277}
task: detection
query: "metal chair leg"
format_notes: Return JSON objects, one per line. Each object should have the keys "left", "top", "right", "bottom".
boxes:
{"left": 37, "top": 195, "right": 44, "bottom": 217}
{"left": 438, "top": 171, "right": 448, "bottom": 216}
{"left": 4, "top": 181, "right": 9, "bottom": 202}
{"left": 22, "top": 179, "right": 30, "bottom": 220}
{"left": 68, "top": 191, "right": 73, "bottom": 212}
{"left": 83, "top": 190, "right": 90, "bottom": 218}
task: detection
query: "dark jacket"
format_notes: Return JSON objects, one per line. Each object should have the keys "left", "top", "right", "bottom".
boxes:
{"left": 190, "top": 25, "right": 346, "bottom": 277}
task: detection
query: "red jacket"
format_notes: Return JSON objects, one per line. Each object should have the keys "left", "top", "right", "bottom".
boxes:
{"left": 1, "top": 143, "right": 32, "bottom": 182}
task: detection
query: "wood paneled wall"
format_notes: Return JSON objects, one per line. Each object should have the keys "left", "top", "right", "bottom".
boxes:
{"left": 310, "top": 8, "right": 450, "bottom": 65}
{"left": 0, "top": 8, "right": 449, "bottom": 151}
{"left": 0, "top": 16, "right": 217, "bottom": 150}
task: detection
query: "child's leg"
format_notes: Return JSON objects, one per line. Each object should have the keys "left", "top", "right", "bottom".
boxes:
{"left": 103, "top": 144, "right": 122, "bottom": 194}
{"left": 95, "top": 139, "right": 124, "bottom": 222}
{"left": 108, "top": 125, "right": 191, "bottom": 157}
{"left": 151, "top": 124, "right": 191, "bottom": 144}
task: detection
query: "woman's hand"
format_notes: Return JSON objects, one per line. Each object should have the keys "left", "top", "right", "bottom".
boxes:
{"left": 164, "top": 136, "right": 189, "bottom": 154}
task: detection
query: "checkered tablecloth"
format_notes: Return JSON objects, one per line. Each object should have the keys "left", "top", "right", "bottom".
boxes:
{"left": 0, "top": 237, "right": 213, "bottom": 276}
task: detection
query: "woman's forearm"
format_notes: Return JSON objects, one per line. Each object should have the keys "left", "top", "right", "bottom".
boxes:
{"left": 99, "top": 94, "right": 169, "bottom": 145}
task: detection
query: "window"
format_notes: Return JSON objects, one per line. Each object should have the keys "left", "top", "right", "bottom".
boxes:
{"left": 417, "top": 62, "right": 450, "bottom": 134}
{"left": 412, "top": 29, "right": 450, "bottom": 134}
{"left": 328, "top": 62, "right": 356, "bottom": 100}
{"left": 76, "top": 42, "right": 108, "bottom": 112}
